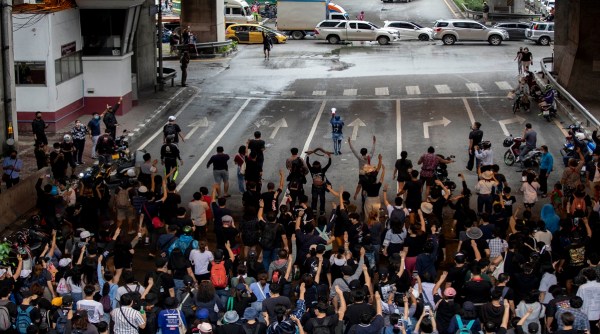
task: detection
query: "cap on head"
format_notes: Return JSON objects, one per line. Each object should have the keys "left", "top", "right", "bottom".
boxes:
{"left": 168, "top": 116, "right": 176, "bottom": 121}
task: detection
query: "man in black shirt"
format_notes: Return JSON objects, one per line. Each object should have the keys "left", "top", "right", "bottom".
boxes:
{"left": 95, "top": 129, "right": 116, "bottom": 164}
{"left": 32, "top": 111, "right": 48, "bottom": 145}
{"left": 207, "top": 146, "right": 231, "bottom": 197}
{"left": 164, "top": 116, "right": 185, "bottom": 143}
{"left": 467, "top": 122, "right": 483, "bottom": 171}
{"left": 102, "top": 96, "right": 122, "bottom": 139}
{"left": 248, "top": 131, "right": 266, "bottom": 169}
{"left": 306, "top": 150, "right": 332, "bottom": 216}
{"left": 161, "top": 137, "right": 183, "bottom": 179}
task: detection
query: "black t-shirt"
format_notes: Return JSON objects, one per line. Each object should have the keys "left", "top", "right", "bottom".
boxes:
{"left": 145, "top": 271, "right": 175, "bottom": 301}
{"left": 217, "top": 323, "right": 246, "bottom": 334}
{"left": 395, "top": 159, "right": 413, "bottom": 181}
{"left": 462, "top": 278, "right": 493, "bottom": 303}
{"left": 260, "top": 190, "right": 281, "bottom": 214}
{"left": 469, "top": 129, "right": 483, "bottom": 146}
{"left": 304, "top": 315, "right": 339, "bottom": 334}
{"left": 344, "top": 303, "right": 375, "bottom": 326}
{"left": 364, "top": 182, "right": 382, "bottom": 197}
{"left": 259, "top": 220, "right": 285, "bottom": 249}
{"left": 18, "top": 304, "right": 41, "bottom": 326}
{"left": 261, "top": 296, "right": 292, "bottom": 321}
{"left": 242, "top": 190, "right": 261, "bottom": 209}
{"left": 347, "top": 222, "right": 370, "bottom": 249}
{"left": 163, "top": 123, "right": 182, "bottom": 142}
{"left": 244, "top": 158, "right": 262, "bottom": 182}
{"left": 161, "top": 192, "right": 181, "bottom": 222}
{"left": 248, "top": 139, "right": 265, "bottom": 160}
{"left": 404, "top": 179, "right": 423, "bottom": 211}
{"left": 404, "top": 234, "right": 426, "bottom": 257}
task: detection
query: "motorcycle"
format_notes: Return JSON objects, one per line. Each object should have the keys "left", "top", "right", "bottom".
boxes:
{"left": 435, "top": 154, "right": 456, "bottom": 191}
{"left": 503, "top": 135, "right": 542, "bottom": 167}
{"left": 560, "top": 124, "right": 596, "bottom": 166}
{"left": 540, "top": 100, "right": 557, "bottom": 122}
{"left": 512, "top": 91, "right": 531, "bottom": 114}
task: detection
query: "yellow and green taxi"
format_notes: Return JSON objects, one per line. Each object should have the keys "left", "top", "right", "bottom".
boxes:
{"left": 226, "top": 24, "right": 287, "bottom": 44}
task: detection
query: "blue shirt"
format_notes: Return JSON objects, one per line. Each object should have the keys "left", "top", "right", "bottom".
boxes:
{"left": 330, "top": 117, "right": 344, "bottom": 134}
{"left": 540, "top": 152, "right": 554, "bottom": 172}
{"left": 158, "top": 309, "right": 186, "bottom": 334}
{"left": 3, "top": 157, "right": 23, "bottom": 179}
{"left": 250, "top": 282, "right": 270, "bottom": 301}
{"left": 88, "top": 117, "right": 102, "bottom": 136}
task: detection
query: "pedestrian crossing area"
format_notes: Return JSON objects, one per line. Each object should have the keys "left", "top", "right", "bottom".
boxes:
{"left": 265, "top": 81, "right": 514, "bottom": 97}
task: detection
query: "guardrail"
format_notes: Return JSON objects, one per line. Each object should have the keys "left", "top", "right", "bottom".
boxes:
{"left": 176, "top": 40, "right": 235, "bottom": 55}
{"left": 539, "top": 57, "right": 600, "bottom": 128}
{"left": 461, "top": 3, "right": 542, "bottom": 20}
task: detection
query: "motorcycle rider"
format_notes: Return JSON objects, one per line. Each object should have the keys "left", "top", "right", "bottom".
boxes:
{"left": 538, "top": 84, "right": 555, "bottom": 109}
{"left": 517, "top": 123, "right": 537, "bottom": 164}
{"left": 96, "top": 129, "right": 116, "bottom": 164}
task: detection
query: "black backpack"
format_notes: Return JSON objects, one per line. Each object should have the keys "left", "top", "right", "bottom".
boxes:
{"left": 241, "top": 219, "right": 260, "bottom": 245}
{"left": 164, "top": 124, "right": 177, "bottom": 137}
{"left": 124, "top": 284, "right": 142, "bottom": 309}
{"left": 389, "top": 207, "right": 407, "bottom": 224}
{"left": 260, "top": 222, "right": 278, "bottom": 250}
{"left": 310, "top": 317, "right": 332, "bottom": 334}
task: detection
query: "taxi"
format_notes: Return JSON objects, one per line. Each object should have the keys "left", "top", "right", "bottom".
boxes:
{"left": 226, "top": 24, "right": 287, "bottom": 44}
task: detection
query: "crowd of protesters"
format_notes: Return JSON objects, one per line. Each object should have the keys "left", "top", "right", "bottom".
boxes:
{"left": 0, "top": 112, "right": 599, "bottom": 334}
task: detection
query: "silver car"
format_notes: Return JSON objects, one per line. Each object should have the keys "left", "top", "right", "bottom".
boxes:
{"left": 433, "top": 19, "right": 509, "bottom": 45}
{"left": 383, "top": 21, "right": 433, "bottom": 41}
{"left": 525, "top": 21, "right": 554, "bottom": 46}
{"left": 493, "top": 22, "right": 530, "bottom": 40}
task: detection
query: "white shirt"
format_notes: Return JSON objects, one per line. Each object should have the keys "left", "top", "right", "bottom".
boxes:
{"left": 115, "top": 284, "right": 145, "bottom": 303}
{"left": 77, "top": 299, "right": 104, "bottom": 323}
{"left": 66, "top": 276, "right": 83, "bottom": 293}
{"left": 534, "top": 230, "right": 552, "bottom": 250}
{"left": 538, "top": 273, "right": 557, "bottom": 304}
{"left": 189, "top": 249, "right": 214, "bottom": 275}
{"left": 576, "top": 280, "right": 600, "bottom": 320}
{"left": 520, "top": 181, "right": 540, "bottom": 204}
{"left": 475, "top": 149, "right": 494, "bottom": 166}
{"left": 111, "top": 306, "right": 145, "bottom": 334}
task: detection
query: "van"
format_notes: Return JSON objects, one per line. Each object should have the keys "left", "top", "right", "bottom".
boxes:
{"left": 225, "top": 0, "right": 254, "bottom": 24}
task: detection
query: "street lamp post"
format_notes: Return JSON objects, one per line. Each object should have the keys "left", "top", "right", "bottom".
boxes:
{"left": 158, "top": 0, "right": 164, "bottom": 91}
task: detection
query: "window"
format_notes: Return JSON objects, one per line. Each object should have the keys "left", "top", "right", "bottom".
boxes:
{"left": 453, "top": 22, "right": 469, "bottom": 28}
{"left": 468, "top": 23, "right": 484, "bottom": 29}
{"left": 548, "top": 24, "right": 554, "bottom": 31}
{"left": 349, "top": 23, "right": 357, "bottom": 29}
{"left": 231, "top": 7, "right": 242, "bottom": 15}
{"left": 15, "top": 62, "right": 46, "bottom": 85}
{"left": 357, "top": 23, "right": 372, "bottom": 29}
{"left": 55, "top": 52, "right": 82, "bottom": 84}
{"left": 435, "top": 21, "right": 448, "bottom": 27}
{"left": 501, "top": 24, "right": 517, "bottom": 28}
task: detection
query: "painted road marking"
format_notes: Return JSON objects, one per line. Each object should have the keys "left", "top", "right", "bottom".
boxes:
{"left": 185, "top": 117, "right": 209, "bottom": 140}
{"left": 375, "top": 87, "right": 389, "bottom": 96}
{"left": 301, "top": 100, "right": 328, "bottom": 159}
{"left": 250, "top": 91, "right": 265, "bottom": 95}
{"left": 343, "top": 89, "right": 357, "bottom": 96}
{"left": 462, "top": 97, "right": 476, "bottom": 125}
{"left": 406, "top": 86, "right": 421, "bottom": 95}
{"left": 499, "top": 115, "right": 526, "bottom": 136}
{"left": 495, "top": 81, "right": 513, "bottom": 90}
{"left": 396, "top": 99, "right": 402, "bottom": 158}
{"left": 348, "top": 118, "right": 366, "bottom": 140}
{"left": 281, "top": 91, "right": 295, "bottom": 96}
{"left": 177, "top": 99, "right": 253, "bottom": 190}
{"left": 435, "top": 85, "right": 452, "bottom": 94}
{"left": 313, "top": 90, "right": 327, "bottom": 96}
{"left": 138, "top": 88, "right": 198, "bottom": 150}
{"left": 466, "top": 83, "right": 483, "bottom": 92}
{"left": 423, "top": 117, "right": 451, "bottom": 138}
{"left": 269, "top": 118, "right": 288, "bottom": 139}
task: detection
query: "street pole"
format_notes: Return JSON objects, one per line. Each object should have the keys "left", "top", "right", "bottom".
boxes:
{"left": 158, "top": 0, "right": 164, "bottom": 91}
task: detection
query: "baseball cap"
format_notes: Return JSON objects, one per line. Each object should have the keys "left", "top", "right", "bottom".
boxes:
{"left": 80, "top": 230, "right": 93, "bottom": 239}
{"left": 444, "top": 287, "right": 457, "bottom": 297}
{"left": 196, "top": 308, "right": 209, "bottom": 320}
{"left": 58, "top": 258, "right": 72, "bottom": 268}
{"left": 198, "top": 323, "right": 212, "bottom": 333}
{"left": 51, "top": 297, "right": 63, "bottom": 307}
{"left": 168, "top": 116, "right": 176, "bottom": 121}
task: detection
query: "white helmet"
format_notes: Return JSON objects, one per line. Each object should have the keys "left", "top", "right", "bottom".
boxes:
{"left": 63, "top": 134, "right": 72, "bottom": 143}
{"left": 575, "top": 132, "right": 586, "bottom": 141}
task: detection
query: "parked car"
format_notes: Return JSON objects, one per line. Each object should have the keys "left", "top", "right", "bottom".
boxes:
{"left": 383, "top": 21, "right": 433, "bottom": 41}
{"left": 314, "top": 20, "right": 399, "bottom": 45}
{"left": 432, "top": 19, "right": 509, "bottom": 45}
{"left": 492, "top": 22, "right": 530, "bottom": 40}
{"left": 525, "top": 21, "right": 554, "bottom": 45}
{"left": 541, "top": 0, "right": 555, "bottom": 15}
{"left": 226, "top": 23, "right": 288, "bottom": 44}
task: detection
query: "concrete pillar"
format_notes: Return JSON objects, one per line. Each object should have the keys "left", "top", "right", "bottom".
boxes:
{"left": 553, "top": 0, "right": 600, "bottom": 102}
{"left": 181, "top": 0, "right": 225, "bottom": 42}
{"left": 133, "top": 0, "right": 157, "bottom": 93}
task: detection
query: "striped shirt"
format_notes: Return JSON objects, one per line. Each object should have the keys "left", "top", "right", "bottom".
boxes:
{"left": 110, "top": 306, "right": 145, "bottom": 334}
{"left": 487, "top": 237, "right": 508, "bottom": 259}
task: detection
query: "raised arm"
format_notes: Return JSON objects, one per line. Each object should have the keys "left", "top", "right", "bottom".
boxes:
{"left": 433, "top": 271, "right": 448, "bottom": 296}
{"left": 382, "top": 183, "right": 391, "bottom": 207}
{"left": 418, "top": 209, "right": 426, "bottom": 233}
{"left": 335, "top": 285, "right": 347, "bottom": 320}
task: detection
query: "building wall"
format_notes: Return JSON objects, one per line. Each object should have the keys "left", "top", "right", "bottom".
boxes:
{"left": 82, "top": 53, "right": 133, "bottom": 116}
{"left": 133, "top": 0, "right": 157, "bottom": 92}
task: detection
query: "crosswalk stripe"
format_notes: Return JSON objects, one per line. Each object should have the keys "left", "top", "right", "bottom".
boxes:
{"left": 435, "top": 85, "right": 451, "bottom": 94}
{"left": 343, "top": 89, "right": 357, "bottom": 96}
{"left": 375, "top": 87, "right": 389, "bottom": 96}
{"left": 250, "top": 91, "right": 264, "bottom": 95}
{"left": 406, "top": 86, "right": 421, "bottom": 95}
{"left": 281, "top": 91, "right": 295, "bottom": 96}
{"left": 495, "top": 81, "right": 513, "bottom": 90}
{"left": 466, "top": 83, "right": 483, "bottom": 92}
{"left": 312, "top": 90, "right": 327, "bottom": 96}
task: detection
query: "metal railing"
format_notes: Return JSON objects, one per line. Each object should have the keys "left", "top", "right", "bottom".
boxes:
{"left": 539, "top": 57, "right": 600, "bottom": 128}
{"left": 175, "top": 40, "right": 235, "bottom": 54}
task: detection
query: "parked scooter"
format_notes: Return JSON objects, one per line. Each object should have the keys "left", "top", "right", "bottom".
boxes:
{"left": 503, "top": 135, "right": 542, "bottom": 167}
{"left": 560, "top": 124, "right": 596, "bottom": 166}
{"left": 435, "top": 154, "right": 456, "bottom": 190}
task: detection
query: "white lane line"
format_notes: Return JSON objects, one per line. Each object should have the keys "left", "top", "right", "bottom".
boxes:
{"left": 466, "top": 83, "right": 483, "bottom": 92}
{"left": 312, "top": 90, "right": 327, "bottom": 96}
{"left": 396, "top": 99, "right": 402, "bottom": 158}
{"left": 138, "top": 88, "right": 198, "bottom": 150}
{"left": 435, "top": 85, "right": 451, "bottom": 94}
{"left": 301, "top": 100, "right": 327, "bottom": 158}
{"left": 343, "top": 89, "right": 357, "bottom": 96}
{"left": 462, "top": 97, "right": 476, "bottom": 125}
{"left": 495, "top": 81, "right": 513, "bottom": 90}
{"left": 250, "top": 91, "right": 265, "bottom": 95}
{"left": 375, "top": 87, "right": 389, "bottom": 96}
{"left": 406, "top": 86, "right": 421, "bottom": 95}
{"left": 281, "top": 91, "right": 295, "bottom": 96}
{"left": 177, "top": 99, "right": 253, "bottom": 190}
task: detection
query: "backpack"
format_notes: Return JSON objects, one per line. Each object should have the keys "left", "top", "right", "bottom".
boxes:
{"left": 312, "top": 172, "right": 325, "bottom": 187}
{"left": 389, "top": 207, "right": 407, "bottom": 224}
{"left": 310, "top": 317, "right": 332, "bottom": 334}
{"left": 16, "top": 305, "right": 34, "bottom": 334}
{"left": 164, "top": 123, "right": 177, "bottom": 137}
{"left": 0, "top": 302, "right": 11, "bottom": 331}
{"left": 56, "top": 273, "right": 70, "bottom": 295}
{"left": 291, "top": 158, "right": 308, "bottom": 176}
{"left": 124, "top": 284, "right": 142, "bottom": 309}
{"left": 570, "top": 196, "right": 587, "bottom": 215}
{"left": 260, "top": 222, "right": 278, "bottom": 250}
{"left": 241, "top": 219, "right": 260, "bottom": 245}
{"left": 115, "top": 188, "right": 130, "bottom": 209}
{"left": 455, "top": 316, "right": 475, "bottom": 334}
{"left": 211, "top": 261, "right": 228, "bottom": 288}
{"left": 55, "top": 308, "right": 69, "bottom": 334}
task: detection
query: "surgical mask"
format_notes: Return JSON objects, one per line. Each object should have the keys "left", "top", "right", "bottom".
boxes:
{"left": 10, "top": 154, "right": 16, "bottom": 159}
{"left": 94, "top": 115, "right": 99, "bottom": 120}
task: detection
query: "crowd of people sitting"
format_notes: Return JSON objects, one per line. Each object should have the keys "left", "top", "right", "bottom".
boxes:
{"left": 0, "top": 126, "right": 599, "bottom": 334}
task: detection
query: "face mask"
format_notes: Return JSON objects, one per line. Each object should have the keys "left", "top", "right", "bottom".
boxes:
{"left": 36, "top": 115, "right": 42, "bottom": 119}
{"left": 94, "top": 115, "right": 99, "bottom": 120}
{"left": 76, "top": 123, "right": 81, "bottom": 127}
{"left": 10, "top": 155, "right": 16, "bottom": 159}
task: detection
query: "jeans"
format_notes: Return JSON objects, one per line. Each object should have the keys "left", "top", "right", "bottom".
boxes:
{"left": 332, "top": 133, "right": 343, "bottom": 154}
{"left": 477, "top": 194, "right": 493, "bottom": 214}
{"left": 91, "top": 135, "right": 99, "bottom": 158}
{"left": 262, "top": 248, "right": 279, "bottom": 272}
{"left": 173, "top": 279, "right": 184, "bottom": 291}
{"left": 164, "top": 158, "right": 178, "bottom": 179}
{"left": 237, "top": 166, "right": 246, "bottom": 193}
{"left": 519, "top": 145, "right": 534, "bottom": 162}
{"left": 311, "top": 186, "right": 326, "bottom": 214}
{"left": 74, "top": 139, "right": 85, "bottom": 163}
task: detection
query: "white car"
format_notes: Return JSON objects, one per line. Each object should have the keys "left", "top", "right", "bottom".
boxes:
{"left": 383, "top": 21, "right": 433, "bottom": 41}
{"left": 541, "top": 0, "right": 555, "bottom": 15}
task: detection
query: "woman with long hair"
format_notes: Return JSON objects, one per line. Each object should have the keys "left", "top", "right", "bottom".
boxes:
{"left": 72, "top": 309, "right": 99, "bottom": 334}
{"left": 194, "top": 280, "right": 224, "bottom": 323}
{"left": 228, "top": 282, "right": 257, "bottom": 318}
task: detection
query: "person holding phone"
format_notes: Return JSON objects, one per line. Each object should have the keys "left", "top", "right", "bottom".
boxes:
{"left": 414, "top": 306, "right": 438, "bottom": 334}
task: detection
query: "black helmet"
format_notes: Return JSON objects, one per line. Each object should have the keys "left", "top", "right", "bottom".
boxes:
{"left": 503, "top": 137, "right": 513, "bottom": 147}
{"left": 481, "top": 141, "right": 492, "bottom": 149}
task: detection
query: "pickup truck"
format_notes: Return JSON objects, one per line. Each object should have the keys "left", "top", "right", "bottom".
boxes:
{"left": 314, "top": 20, "right": 399, "bottom": 45}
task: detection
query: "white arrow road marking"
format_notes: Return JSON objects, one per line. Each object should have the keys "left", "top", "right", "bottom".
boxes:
{"left": 423, "top": 117, "right": 451, "bottom": 138}
{"left": 498, "top": 115, "right": 526, "bottom": 136}
{"left": 348, "top": 118, "right": 366, "bottom": 140}
{"left": 406, "top": 86, "right": 421, "bottom": 95}
{"left": 269, "top": 118, "right": 288, "bottom": 139}
{"left": 375, "top": 87, "right": 389, "bottom": 96}
{"left": 312, "top": 90, "right": 327, "bottom": 96}
{"left": 184, "top": 117, "right": 209, "bottom": 140}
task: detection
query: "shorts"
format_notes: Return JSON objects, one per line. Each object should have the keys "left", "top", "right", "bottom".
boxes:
{"left": 397, "top": 175, "right": 409, "bottom": 182}
{"left": 213, "top": 169, "right": 229, "bottom": 183}
{"left": 420, "top": 175, "right": 435, "bottom": 186}
{"left": 117, "top": 206, "right": 135, "bottom": 221}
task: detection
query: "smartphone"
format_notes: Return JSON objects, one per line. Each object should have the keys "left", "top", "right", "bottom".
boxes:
{"left": 412, "top": 271, "right": 419, "bottom": 278}
{"left": 424, "top": 305, "right": 431, "bottom": 313}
